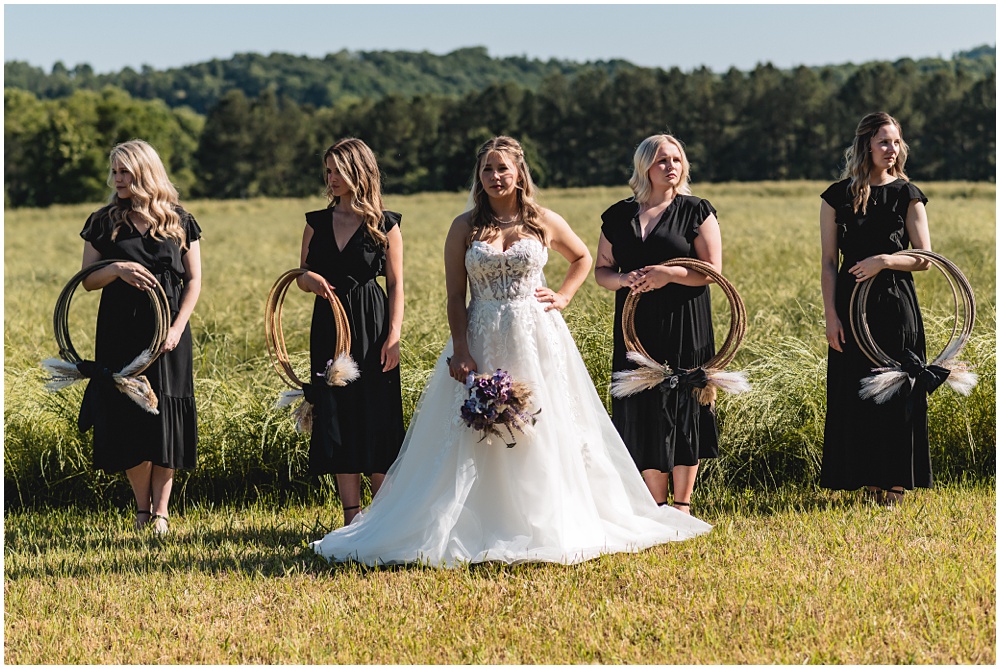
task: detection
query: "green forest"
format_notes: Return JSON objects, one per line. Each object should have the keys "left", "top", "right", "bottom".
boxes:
{"left": 4, "top": 45, "right": 995, "bottom": 207}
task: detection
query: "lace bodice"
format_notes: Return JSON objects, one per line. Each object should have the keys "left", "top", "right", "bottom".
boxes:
{"left": 466, "top": 238, "right": 548, "bottom": 302}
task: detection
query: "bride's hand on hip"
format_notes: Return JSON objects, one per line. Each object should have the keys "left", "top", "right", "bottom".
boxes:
{"left": 535, "top": 287, "right": 569, "bottom": 312}
{"left": 447, "top": 352, "right": 478, "bottom": 382}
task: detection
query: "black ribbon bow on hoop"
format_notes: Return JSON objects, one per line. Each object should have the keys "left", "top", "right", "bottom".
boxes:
{"left": 658, "top": 367, "right": 709, "bottom": 448}
{"left": 899, "top": 349, "right": 951, "bottom": 422}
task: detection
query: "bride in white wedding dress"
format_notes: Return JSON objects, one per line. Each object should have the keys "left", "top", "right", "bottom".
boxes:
{"left": 310, "top": 136, "right": 711, "bottom": 567}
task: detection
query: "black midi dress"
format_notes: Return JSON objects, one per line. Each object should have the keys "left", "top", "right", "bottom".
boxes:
{"left": 601, "top": 197, "right": 720, "bottom": 473}
{"left": 79, "top": 205, "right": 200, "bottom": 473}
{"left": 820, "top": 178, "right": 931, "bottom": 490}
{"left": 304, "top": 208, "right": 405, "bottom": 475}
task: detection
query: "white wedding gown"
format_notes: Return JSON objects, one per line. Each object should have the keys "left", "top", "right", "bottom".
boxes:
{"left": 310, "top": 238, "right": 711, "bottom": 566}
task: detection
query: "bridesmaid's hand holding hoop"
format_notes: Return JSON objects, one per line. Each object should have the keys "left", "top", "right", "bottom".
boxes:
{"left": 848, "top": 255, "right": 887, "bottom": 283}
{"left": 115, "top": 261, "right": 158, "bottom": 291}
{"left": 632, "top": 265, "right": 680, "bottom": 292}
{"left": 299, "top": 270, "right": 336, "bottom": 301}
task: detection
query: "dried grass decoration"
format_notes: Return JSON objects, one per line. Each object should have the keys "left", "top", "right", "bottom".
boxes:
{"left": 40, "top": 259, "right": 169, "bottom": 414}
{"left": 851, "top": 249, "right": 977, "bottom": 408}
{"left": 610, "top": 258, "right": 750, "bottom": 406}
{"left": 265, "top": 268, "right": 359, "bottom": 433}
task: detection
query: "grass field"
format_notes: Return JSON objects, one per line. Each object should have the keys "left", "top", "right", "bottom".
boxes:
{"left": 4, "top": 183, "right": 996, "bottom": 663}
{"left": 4, "top": 483, "right": 994, "bottom": 663}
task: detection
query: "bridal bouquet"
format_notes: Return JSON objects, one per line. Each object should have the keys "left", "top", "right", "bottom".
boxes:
{"left": 459, "top": 369, "right": 540, "bottom": 447}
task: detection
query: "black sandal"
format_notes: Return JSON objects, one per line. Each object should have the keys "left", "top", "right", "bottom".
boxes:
{"left": 672, "top": 501, "right": 692, "bottom": 514}
{"left": 134, "top": 510, "right": 151, "bottom": 530}
{"left": 882, "top": 488, "right": 905, "bottom": 505}
{"left": 343, "top": 505, "right": 361, "bottom": 512}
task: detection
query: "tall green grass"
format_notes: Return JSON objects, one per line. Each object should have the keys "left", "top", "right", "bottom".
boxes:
{"left": 4, "top": 183, "right": 995, "bottom": 508}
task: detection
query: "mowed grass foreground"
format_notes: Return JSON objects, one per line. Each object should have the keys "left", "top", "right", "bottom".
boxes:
{"left": 4, "top": 483, "right": 994, "bottom": 664}
{"left": 4, "top": 183, "right": 996, "bottom": 663}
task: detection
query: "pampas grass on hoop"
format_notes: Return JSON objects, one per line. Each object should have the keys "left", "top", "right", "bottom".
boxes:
{"left": 850, "top": 249, "right": 978, "bottom": 404}
{"left": 39, "top": 259, "right": 169, "bottom": 414}
{"left": 610, "top": 258, "right": 750, "bottom": 405}
{"left": 264, "top": 268, "right": 359, "bottom": 433}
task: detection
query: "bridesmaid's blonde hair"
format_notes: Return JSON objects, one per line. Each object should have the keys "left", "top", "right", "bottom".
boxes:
{"left": 324, "top": 138, "right": 388, "bottom": 249}
{"left": 107, "top": 139, "right": 187, "bottom": 248}
{"left": 629, "top": 134, "right": 692, "bottom": 203}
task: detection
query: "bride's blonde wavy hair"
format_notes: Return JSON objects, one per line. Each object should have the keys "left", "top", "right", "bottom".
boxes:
{"left": 841, "top": 111, "right": 910, "bottom": 215}
{"left": 324, "top": 138, "right": 388, "bottom": 249}
{"left": 107, "top": 140, "right": 187, "bottom": 249}
{"left": 466, "top": 136, "right": 549, "bottom": 247}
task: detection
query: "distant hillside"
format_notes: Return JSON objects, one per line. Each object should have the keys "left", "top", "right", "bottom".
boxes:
{"left": 4, "top": 45, "right": 994, "bottom": 114}
{"left": 3, "top": 47, "right": 638, "bottom": 114}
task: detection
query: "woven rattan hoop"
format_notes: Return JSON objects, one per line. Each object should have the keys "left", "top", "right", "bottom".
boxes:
{"left": 622, "top": 258, "right": 747, "bottom": 370}
{"left": 264, "top": 268, "right": 352, "bottom": 389}
{"left": 849, "top": 250, "right": 976, "bottom": 368}
{"left": 54, "top": 259, "right": 170, "bottom": 372}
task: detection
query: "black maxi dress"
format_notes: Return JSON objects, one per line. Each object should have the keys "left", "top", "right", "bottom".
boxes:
{"left": 304, "top": 209, "right": 405, "bottom": 475}
{"left": 601, "top": 197, "right": 720, "bottom": 473}
{"left": 79, "top": 205, "right": 200, "bottom": 473}
{"left": 820, "top": 178, "right": 931, "bottom": 490}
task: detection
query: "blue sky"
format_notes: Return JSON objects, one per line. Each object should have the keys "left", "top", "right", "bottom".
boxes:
{"left": 3, "top": 3, "right": 996, "bottom": 74}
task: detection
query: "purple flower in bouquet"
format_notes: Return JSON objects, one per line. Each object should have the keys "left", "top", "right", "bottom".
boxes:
{"left": 459, "top": 369, "right": 540, "bottom": 447}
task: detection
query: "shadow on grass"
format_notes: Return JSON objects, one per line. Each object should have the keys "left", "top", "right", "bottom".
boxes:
{"left": 7, "top": 479, "right": 991, "bottom": 579}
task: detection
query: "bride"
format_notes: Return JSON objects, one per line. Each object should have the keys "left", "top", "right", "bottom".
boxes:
{"left": 310, "top": 136, "right": 711, "bottom": 566}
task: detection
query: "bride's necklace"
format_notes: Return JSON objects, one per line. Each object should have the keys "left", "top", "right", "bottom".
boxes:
{"left": 492, "top": 212, "right": 521, "bottom": 227}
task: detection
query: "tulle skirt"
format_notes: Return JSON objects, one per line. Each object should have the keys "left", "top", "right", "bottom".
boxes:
{"left": 310, "top": 296, "right": 711, "bottom": 567}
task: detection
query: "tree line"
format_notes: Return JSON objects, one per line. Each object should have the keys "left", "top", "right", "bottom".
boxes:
{"left": 4, "top": 49, "right": 995, "bottom": 208}
{"left": 5, "top": 45, "right": 995, "bottom": 115}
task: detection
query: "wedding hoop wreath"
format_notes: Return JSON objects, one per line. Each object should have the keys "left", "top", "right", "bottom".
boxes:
{"left": 850, "top": 249, "right": 977, "bottom": 404}
{"left": 40, "top": 259, "right": 170, "bottom": 413}
{"left": 610, "top": 258, "right": 750, "bottom": 405}
{"left": 265, "top": 268, "right": 359, "bottom": 433}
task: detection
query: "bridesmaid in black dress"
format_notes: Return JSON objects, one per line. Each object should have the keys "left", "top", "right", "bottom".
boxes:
{"left": 80, "top": 139, "right": 202, "bottom": 534}
{"left": 820, "top": 112, "right": 932, "bottom": 504}
{"left": 595, "top": 134, "right": 722, "bottom": 514}
{"left": 297, "top": 138, "right": 405, "bottom": 526}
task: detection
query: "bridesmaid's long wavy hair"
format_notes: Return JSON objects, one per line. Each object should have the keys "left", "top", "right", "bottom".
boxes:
{"left": 107, "top": 140, "right": 187, "bottom": 249}
{"left": 629, "top": 134, "right": 692, "bottom": 203}
{"left": 842, "top": 111, "right": 910, "bottom": 215}
{"left": 324, "top": 138, "right": 388, "bottom": 249}
{"left": 466, "top": 136, "right": 548, "bottom": 247}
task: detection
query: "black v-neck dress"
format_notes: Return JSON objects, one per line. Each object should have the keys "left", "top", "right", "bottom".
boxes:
{"left": 304, "top": 208, "right": 405, "bottom": 475}
{"left": 820, "top": 178, "right": 931, "bottom": 490}
{"left": 79, "top": 204, "right": 200, "bottom": 473}
{"left": 600, "top": 196, "right": 720, "bottom": 473}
